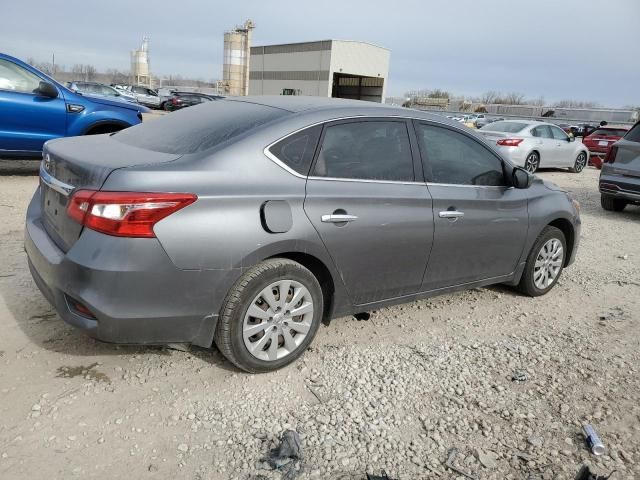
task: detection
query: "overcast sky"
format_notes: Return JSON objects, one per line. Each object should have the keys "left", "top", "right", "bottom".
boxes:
{"left": 2, "top": 0, "right": 639, "bottom": 106}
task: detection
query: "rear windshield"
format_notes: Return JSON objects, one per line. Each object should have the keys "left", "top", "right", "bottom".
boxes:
{"left": 625, "top": 123, "right": 640, "bottom": 142}
{"left": 591, "top": 128, "right": 628, "bottom": 137}
{"left": 114, "top": 100, "right": 289, "bottom": 154}
{"left": 480, "top": 121, "right": 528, "bottom": 133}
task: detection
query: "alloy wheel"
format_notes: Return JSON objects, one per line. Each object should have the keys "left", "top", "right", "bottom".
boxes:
{"left": 533, "top": 239, "right": 564, "bottom": 290}
{"left": 574, "top": 152, "right": 587, "bottom": 172}
{"left": 242, "top": 280, "right": 314, "bottom": 361}
{"left": 525, "top": 153, "right": 539, "bottom": 173}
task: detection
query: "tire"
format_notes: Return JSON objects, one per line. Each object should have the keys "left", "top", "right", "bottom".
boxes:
{"left": 525, "top": 152, "right": 540, "bottom": 173}
{"left": 569, "top": 151, "right": 588, "bottom": 173}
{"left": 214, "top": 259, "right": 323, "bottom": 373}
{"left": 517, "top": 226, "right": 566, "bottom": 297}
{"left": 601, "top": 195, "right": 627, "bottom": 212}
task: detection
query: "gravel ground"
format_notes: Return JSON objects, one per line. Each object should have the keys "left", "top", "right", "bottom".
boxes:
{"left": 0, "top": 167, "right": 638, "bottom": 480}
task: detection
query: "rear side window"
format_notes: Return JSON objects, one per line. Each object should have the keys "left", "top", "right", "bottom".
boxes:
{"left": 114, "top": 100, "right": 289, "bottom": 154}
{"left": 269, "top": 126, "right": 321, "bottom": 175}
{"left": 417, "top": 123, "right": 505, "bottom": 186}
{"left": 312, "top": 121, "right": 414, "bottom": 182}
{"left": 625, "top": 123, "right": 640, "bottom": 142}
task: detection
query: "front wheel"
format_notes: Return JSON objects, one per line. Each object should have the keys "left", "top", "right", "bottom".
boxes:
{"left": 214, "top": 259, "right": 323, "bottom": 373}
{"left": 570, "top": 152, "right": 587, "bottom": 173}
{"left": 525, "top": 152, "right": 540, "bottom": 173}
{"left": 518, "top": 226, "right": 566, "bottom": 297}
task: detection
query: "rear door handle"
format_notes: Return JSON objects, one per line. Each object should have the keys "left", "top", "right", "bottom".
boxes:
{"left": 321, "top": 214, "right": 358, "bottom": 223}
{"left": 439, "top": 210, "right": 465, "bottom": 219}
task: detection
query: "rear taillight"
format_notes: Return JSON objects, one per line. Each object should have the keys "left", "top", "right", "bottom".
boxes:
{"left": 603, "top": 146, "right": 618, "bottom": 164}
{"left": 496, "top": 138, "right": 524, "bottom": 147}
{"left": 67, "top": 191, "right": 197, "bottom": 238}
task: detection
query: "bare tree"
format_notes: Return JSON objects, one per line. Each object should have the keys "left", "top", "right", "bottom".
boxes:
{"left": 504, "top": 92, "right": 525, "bottom": 105}
{"left": 554, "top": 99, "right": 599, "bottom": 108}
{"left": 428, "top": 88, "right": 450, "bottom": 99}
{"left": 480, "top": 90, "right": 498, "bottom": 104}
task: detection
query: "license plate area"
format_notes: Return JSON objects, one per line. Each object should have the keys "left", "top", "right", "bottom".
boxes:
{"left": 41, "top": 184, "right": 68, "bottom": 239}
{"left": 598, "top": 140, "right": 609, "bottom": 146}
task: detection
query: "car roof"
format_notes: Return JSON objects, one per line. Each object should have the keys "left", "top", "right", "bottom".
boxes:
{"left": 224, "top": 96, "right": 465, "bottom": 125}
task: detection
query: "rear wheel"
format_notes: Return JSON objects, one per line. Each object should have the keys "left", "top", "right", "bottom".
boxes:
{"left": 518, "top": 226, "right": 566, "bottom": 297}
{"left": 570, "top": 151, "right": 587, "bottom": 173}
{"left": 601, "top": 195, "right": 627, "bottom": 212}
{"left": 525, "top": 152, "right": 540, "bottom": 173}
{"left": 214, "top": 259, "right": 323, "bottom": 373}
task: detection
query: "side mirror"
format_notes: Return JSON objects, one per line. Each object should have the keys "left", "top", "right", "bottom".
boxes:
{"left": 512, "top": 167, "right": 531, "bottom": 189}
{"left": 36, "top": 81, "right": 58, "bottom": 99}
{"left": 568, "top": 136, "right": 575, "bottom": 142}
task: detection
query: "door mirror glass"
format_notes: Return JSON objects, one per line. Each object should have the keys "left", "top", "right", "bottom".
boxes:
{"left": 512, "top": 167, "right": 531, "bottom": 189}
{"left": 36, "top": 81, "right": 58, "bottom": 98}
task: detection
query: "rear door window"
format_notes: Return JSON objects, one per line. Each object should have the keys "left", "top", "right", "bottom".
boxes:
{"left": 268, "top": 126, "right": 321, "bottom": 176}
{"left": 311, "top": 121, "right": 415, "bottom": 182}
{"left": 416, "top": 123, "right": 505, "bottom": 186}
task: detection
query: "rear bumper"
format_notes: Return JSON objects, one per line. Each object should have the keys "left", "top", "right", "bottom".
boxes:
{"left": 599, "top": 171, "right": 640, "bottom": 203}
{"left": 24, "top": 188, "right": 222, "bottom": 347}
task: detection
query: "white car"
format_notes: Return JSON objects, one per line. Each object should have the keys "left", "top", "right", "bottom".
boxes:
{"left": 478, "top": 120, "right": 589, "bottom": 173}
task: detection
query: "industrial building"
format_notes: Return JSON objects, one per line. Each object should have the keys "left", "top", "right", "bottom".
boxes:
{"left": 249, "top": 40, "right": 390, "bottom": 103}
{"left": 222, "top": 20, "right": 255, "bottom": 96}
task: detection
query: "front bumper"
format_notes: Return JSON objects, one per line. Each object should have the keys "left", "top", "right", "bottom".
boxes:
{"left": 24, "top": 188, "right": 221, "bottom": 347}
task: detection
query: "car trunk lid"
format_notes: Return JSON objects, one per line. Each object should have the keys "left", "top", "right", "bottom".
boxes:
{"left": 40, "top": 134, "right": 181, "bottom": 252}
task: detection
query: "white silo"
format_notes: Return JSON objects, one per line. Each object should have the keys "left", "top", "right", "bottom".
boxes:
{"left": 131, "top": 36, "right": 151, "bottom": 87}
{"left": 223, "top": 20, "right": 255, "bottom": 96}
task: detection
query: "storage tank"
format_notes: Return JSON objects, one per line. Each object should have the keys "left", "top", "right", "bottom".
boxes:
{"left": 223, "top": 20, "right": 254, "bottom": 96}
{"left": 131, "top": 36, "right": 151, "bottom": 87}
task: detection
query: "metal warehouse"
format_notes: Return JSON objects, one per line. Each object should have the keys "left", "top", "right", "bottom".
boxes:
{"left": 249, "top": 40, "right": 390, "bottom": 103}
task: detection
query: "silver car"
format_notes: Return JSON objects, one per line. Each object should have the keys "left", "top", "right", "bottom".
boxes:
{"left": 479, "top": 120, "right": 589, "bottom": 173}
{"left": 25, "top": 97, "right": 581, "bottom": 373}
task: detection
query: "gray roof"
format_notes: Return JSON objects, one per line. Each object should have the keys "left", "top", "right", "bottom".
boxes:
{"left": 226, "top": 95, "right": 462, "bottom": 128}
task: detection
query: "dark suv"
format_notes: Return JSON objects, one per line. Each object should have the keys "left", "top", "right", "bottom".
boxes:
{"left": 163, "top": 91, "right": 223, "bottom": 111}
{"left": 599, "top": 121, "right": 640, "bottom": 211}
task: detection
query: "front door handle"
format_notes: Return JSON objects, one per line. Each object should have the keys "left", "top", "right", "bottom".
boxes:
{"left": 439, "top": 210, "right": 465, "bottom": 219}
{"left": 321, "top": 214, "right": 358, "bottom": 223}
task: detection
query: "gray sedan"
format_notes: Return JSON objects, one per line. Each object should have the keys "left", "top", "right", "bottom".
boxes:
{"left": 25, "top": 97, "right": 581, "bottom": 372}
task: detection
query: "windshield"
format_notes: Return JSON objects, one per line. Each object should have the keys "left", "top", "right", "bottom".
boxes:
{"left": 481, "top": 121, "right": 528, "bottom": 133}
{"left": 114, "top": 100, "right": 289, "bottom": 154}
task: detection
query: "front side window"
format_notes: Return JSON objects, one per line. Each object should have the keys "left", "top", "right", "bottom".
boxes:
{"left": 269, "top": 126, "right": 321, "bottom": 175}
{"left": 532, "top": 126, "right": 553, "bottom": 138}
{"left": 417, "top": 123, "right": 505, "bottom": 186}
{"left": 312, "top": 121, "right": 414, "bottom": 182}
{"left": 0, "top": 59, "right": 41, "bottom": 93}
{"left": 550, "top": 126, "right": 568, "bottom": 140}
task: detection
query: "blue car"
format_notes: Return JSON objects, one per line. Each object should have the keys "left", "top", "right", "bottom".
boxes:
{"left": 0, "top": 53, "right": 149, "bottom": 158}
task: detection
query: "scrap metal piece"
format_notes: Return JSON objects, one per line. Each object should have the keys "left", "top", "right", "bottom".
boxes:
{"left": 446, "top": 448, "right": 478, "bottom": 480}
